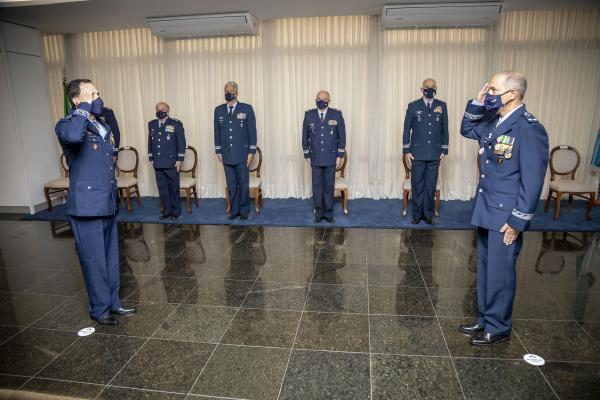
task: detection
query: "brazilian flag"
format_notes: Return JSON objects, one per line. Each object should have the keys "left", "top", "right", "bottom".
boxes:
{"left": 62, "top": 75, "right": 71, "bottom": 116}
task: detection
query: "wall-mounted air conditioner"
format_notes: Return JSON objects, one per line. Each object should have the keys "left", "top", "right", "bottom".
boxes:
{"left": 147, "top": 12, "right": 258, "bottom": 39}
{"left": 382, "top": 2, "right": 502, "bottom": 29}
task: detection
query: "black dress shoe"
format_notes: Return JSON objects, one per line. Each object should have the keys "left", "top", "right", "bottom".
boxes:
{"left": 425, "top": 218, "right": 434, "bottom": 225}
{"left": 110, "top": 307, "right": 136, "bottom": 316}
{"left": 325, "top": 217, "right": 335, "bottom": 223}
{"left": 469, "top": 331, "right": 510, "bottom": 346}
{"left": 411, "top": 218, "right": 420, "bottom": 225}
{"left": 240, "top": 214, "right": 248, "bottom": 221}
{"left": 170, "top": 214, "right": 179, "bottom": 220}
{"left": 92, "top": 315, "right": 119, "bottom": 326}
{"left": 228, "top": 214, "right": 239, "bottom": 220}
{"left": 159, "top": 215, "right": 169, "bottom": 220}
{"left": 458, "top": 322, "right": 485, "bottom": 335}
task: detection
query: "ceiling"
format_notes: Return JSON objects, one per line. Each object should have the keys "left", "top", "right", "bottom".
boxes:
{"left": 0, "top": 0, "right": 598, "bottom": 34}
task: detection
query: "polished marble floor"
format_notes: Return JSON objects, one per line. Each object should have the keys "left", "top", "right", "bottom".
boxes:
{"left": 0, "top": 220, "right": 598, "bottom": 399}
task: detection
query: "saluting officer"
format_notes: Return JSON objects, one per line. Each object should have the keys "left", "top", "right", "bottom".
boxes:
{"left": 148, "top": 102, "right": 186, "bottom": 220}
{"left": 302, "top": 90, "right": 346, "bottom": 223}
{"left": 214, "top": 81, "right": 257, "bottom": 221}
{"left": 403, "top": 78, "right": 449, "bottom": 225}
{"left": 55, "top": 79, "right": 135, "bottom": 326}
{"left": 459, "top": 71, "right": 549, "bottom": 346}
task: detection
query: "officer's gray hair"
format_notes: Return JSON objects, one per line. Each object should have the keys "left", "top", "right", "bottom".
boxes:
{"left": 500, "top": 71, "right": 527, "bottom": 99}
{"left": 224, "top": 81, "right": 239, "bottom": 92}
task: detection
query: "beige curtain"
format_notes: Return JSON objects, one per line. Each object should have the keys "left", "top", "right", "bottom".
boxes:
{"left": 42, "top": 9, "right": 600, "bottom": 200}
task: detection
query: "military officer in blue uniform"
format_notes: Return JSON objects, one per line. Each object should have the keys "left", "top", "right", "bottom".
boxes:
{"left": 100, "top": 106, "right": 121, "bottom": 147}
{"left": 403, "top": 78, "right": 449, "bottom": 225}
{"left": 459, "top": 71, "right": 549, "bottom": 346}
{"left": 148, "top": 102, "right": 186, "bottom": 219}
{"left": 214, "top": 81, "right": 257, "bottom": 221}
{"left": 302, "top": 90, "right": 346, "bottom": 223}
{"left": 55, "top": 79, "right": 135, "bottom": 326}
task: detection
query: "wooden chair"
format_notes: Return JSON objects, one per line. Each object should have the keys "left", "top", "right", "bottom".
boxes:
{"left": 116, "top": 146, "right": 142, "bottom": 212}
{"left": 334, "top": 152, "right": 349, "bottom": 214}
{"left": 180, "top": 145, "right": 200, "bottom": 213}
{"left": 544, "top": 145, "right": 596, "bottom": 220}
{"left": 402, "top": 156, "right": 441, "bottom": 217}
{"left": 226, "top": 146, "right": 263, "bottom": 214}
{"left": 43, "top": 153, "right": 69, "bottom": 211}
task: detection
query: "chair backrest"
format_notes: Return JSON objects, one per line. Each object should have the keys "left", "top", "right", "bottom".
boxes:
{"left": 549, "top": 145, "right": 580, "bottom": 180}
{"left": 336, "top": 152, "right": 348, "bottom": 178}
{"left": 402, "top": 155, "right": 411, "bottom": 179}
{"left": 116, "top": 146, "right": 139, "bottom": 177}
{"left": 181, "top": 145, "right": 198, "bottom": 177}
{"left": 60, "top": 153, "right": 69, "bottom": 177}
{"left": 249, "top": 146, "right": 262, "bottom": 177}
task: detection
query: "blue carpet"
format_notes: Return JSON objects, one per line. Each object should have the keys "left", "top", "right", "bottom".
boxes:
{"left": 27, "top": 197, "right": 600, "bottom": 232}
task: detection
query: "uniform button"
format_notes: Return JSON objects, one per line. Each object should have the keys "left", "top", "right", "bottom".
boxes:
{"left": 488, "top": 146, "right": 491, "bottom": 149}
{"left": 158, "top": 139, "right": 161, "bottom": 141}
{"left": 87, "top": 186, "right": 91, "bottom": 190}
{"left": 481, "top": 174, "right": 485, "bottom": 178}
{"left": 500, "top": 203, "right": 503, "bottom": 207}
{"left": 321, "top": 134, "right": 323, "bottom": 137}
{"left": 229, "top": 136, "right": 232, "bottom": 139}
{"left": 427, "top": 140, "right": 430, "bottom": 143}
{"left": 321, "top": 127, "right": 324, "bottom": 129}
{"left": 230, "top": 144, "right": 232, "bottom": 146}
{"left": 428, "top": 132, "right": 431, "bottom": 134}
{"left": 321, "top": 149, "right": 323, "bottom": 151}
{"left": 478, "top": 188, "right": 483, "bottom": 193}
{"left": 229, "top": 128, "right": 233, "bottom": 131}
{"left": 485, "top": 160, "right": 490, "bottom": 164}
{"left": 229, "top": 121, "right": 232, "bottom": 124}
{"left": 158, "top": 145, "right": 160, "bottom": 148}
{"left": 321, "top": 141, "right": 323, "bottom": 144}
{"left": 158, "top": 152, "right": 160, "bottom": 155}
{"left": 110, "top": 180, "right": 113, "bottom": 184}
{"left": 429, "top": 123, "right": 431, "bottom": 125}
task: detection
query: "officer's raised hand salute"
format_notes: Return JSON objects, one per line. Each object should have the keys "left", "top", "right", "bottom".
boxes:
{"left": 458, "top": 71, "right": 549, "bottom": 346}
{"left": 55, "top": 79, "right": 135, "bottom": 326}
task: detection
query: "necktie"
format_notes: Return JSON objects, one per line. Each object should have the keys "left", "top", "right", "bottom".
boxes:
{"left": 320, "top": 112, "right": 324, "bottom": 123}
{"left": 228, "top": 106, "right": 233, "bottom": 117}
{"left": 427, "top": 102, "right": 431, "bottom": 111}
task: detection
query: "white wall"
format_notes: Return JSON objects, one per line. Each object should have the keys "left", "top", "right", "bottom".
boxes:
{"left": 0, "top": 21, "right": 60, "bottom": 213}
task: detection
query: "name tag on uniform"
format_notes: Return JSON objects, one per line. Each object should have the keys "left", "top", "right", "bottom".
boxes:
{"left": 328, "top": 120, "right": 337, "bottom": 126}
{"left": 165, "top": 125, "right": 174, "bottom": 133}
{"left": 434, "top": 106, "right": 443, "bottom": 113}
{"left": 237, "top": 113, "right": 246, "bottom": 120}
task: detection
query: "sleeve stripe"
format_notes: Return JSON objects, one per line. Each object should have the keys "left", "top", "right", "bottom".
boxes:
{"left": 512, "top": 209, "right": 533, "bottom": 221}
{"left": 441, "top": 145, "right": 449, "bottom": 149}
{"left": 215, "top": 146, "right": 221, "bottom": 149}
{"left": 403, "top": 144, "right": 410, "bottom": 149}
{"left": 74, "top": 109, "right": 90, "bottom": 118}
{"left": 303, "top": 150, "right": 309, "bottom": 154}
{"left": 464, "top": 111, "right": 483, "bottom": 120}
{"left": 249, "top": 145, "right": 257, "bottom": 149}
{"left": 338, "top": 149, "right": 345, "bottom": 152}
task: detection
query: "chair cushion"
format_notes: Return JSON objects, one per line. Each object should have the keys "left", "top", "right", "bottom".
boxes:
{"left": 116, "top": 176, "right": 137, "bottom": 188}
{"left": 250, "top": 176, "right": 262, "bottom": 189}
{"left": 335, "top": 177, "right": 348, "bottom": 189}
{"left": 549, "top": 179, "right": 596, "bottom": 193}
{"left": 402, "top": 179, "right": 440, "bottom": 191}
{"left": 44, "top": 177, "right": 69, "bottom": 189}
{"left": 180, "top": 176, "right": 197, "bottom": 189}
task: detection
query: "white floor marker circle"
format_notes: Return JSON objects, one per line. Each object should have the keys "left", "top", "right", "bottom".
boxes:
{"left": 523, "top": 354, "right": 545, "bottom": 366}
{"left": 77, "top": 327, "right": 95, "bottom": 337}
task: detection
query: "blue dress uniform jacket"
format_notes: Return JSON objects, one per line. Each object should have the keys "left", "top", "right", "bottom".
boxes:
{"left": 55, "top": 102, "right": 122, "bottom": 319}
{"left": 302, "top": 108, "right": 346, "bottom": 167}
{"left": 100, "top": 107, "right": 121, "bottom": 148}
{"left": 147, "top": 117, "right": 186, "bottom": 169}
{"left": 461, "top": 100, "right": 549, "bottom": 337}
{"left": 214, "top": 102, "right": 257, "bottom": 165}
{"left": 460, "top": 101, "right": 549, "bottom": 232}
{"left": 55, "top": 102, "right": 119, "bottom": 217}
{"left": 403, "top": 98, "right": 449, "bottom": 161}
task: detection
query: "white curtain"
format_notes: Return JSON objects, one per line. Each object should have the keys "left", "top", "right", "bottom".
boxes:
{"left": 42, "top": 9, "right": 600, "bottom": 200}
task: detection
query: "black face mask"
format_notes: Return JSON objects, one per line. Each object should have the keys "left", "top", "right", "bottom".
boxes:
{"left": 423, "top": 88, "right": 436, "bottom": 99}
{"left": 316, "top": 99, "right": 329, "bottom": 110}
{"left": 156, "top": 110, "right": 168, "bottom": 119}
{"left": 225, "top": 92, "right": 237, "bottom": 102}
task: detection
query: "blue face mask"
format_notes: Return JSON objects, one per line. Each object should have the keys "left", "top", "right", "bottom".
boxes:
{"left": 484, "top": 90, "right": 511, "bottom": 111}
{"left": 90, "top": 97, "right": 104, "bottom": 115}
{"left": 423, "top": 88, "right": 436, "bottom": 99}
{"left": 156, "top": 110, "right": 168, "bottom": 119}
{"left": 316, "top": 99, "right": 329, "bottom": 110}
{"left": 225, "top": 92, "right": 237, "bottom": 102}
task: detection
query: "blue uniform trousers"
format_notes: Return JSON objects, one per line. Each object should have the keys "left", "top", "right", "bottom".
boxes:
{"left": 411, "top": 159, "right": 439, "bottom": 220}
{"left": 312, "top": 165, "right": 336, "bottom": 220}
{"left": 68, "top": 215, "right": 122, "bottom": 319}
{"left": 224, "top": 162, "right": 250, "bottom": 216}
{"left": 155, "top": 167, "right": 180, "bottom": 216}
{"left": 476, "top": 227, "right": 523, "bottom": 336}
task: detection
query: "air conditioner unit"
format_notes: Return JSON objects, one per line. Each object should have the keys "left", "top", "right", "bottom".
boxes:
{"left": 382, "top": 2, "right": 502, "bottom": 29}
{"left": 147, "top": 12, "right": 258, "bottom": 39}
